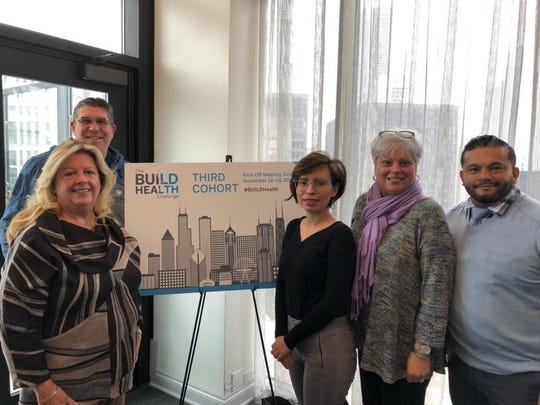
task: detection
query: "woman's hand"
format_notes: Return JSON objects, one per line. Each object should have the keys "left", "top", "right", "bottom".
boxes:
{"left": 403, "top": 352, "right": 431, "bottom": 384}
{"left": 134, "top": 327, "right": 142, "bottom": 363}
{"left": 271, "top": 336, "right": 291, "bottom": 363}
{"left": 279, "top": 352, "right": 294, "bottom": 369}
{"left": 34, "top": 379, "right": 78, "bottom": 404}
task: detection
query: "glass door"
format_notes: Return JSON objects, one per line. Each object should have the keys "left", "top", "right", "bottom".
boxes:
{"left": 0, "top": 52, "right": 128, "bottom": 405}
{"left": 1, "top": 76, "right": 112, "bottom": 398}
{"left": 2, "top": 75, "right": 108, "bottom": 202}
{"left": 0, "top": 15, "right": 142, "bottom": 404}
{"left": 0, "top": 42, "right": 129, "bottom": 256}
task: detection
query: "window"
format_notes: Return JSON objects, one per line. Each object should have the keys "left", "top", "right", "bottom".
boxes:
{"left": 0, "top": 2, "right": 153, "bottom": 401}
{"left": 0, "top": 0, "right": 123, "bottom": 54}
{"left": 257, "top": 1, "right": 539, "bottom": 403}
{"left": 2, "top": 75, "right": 107, "bottom": 199}
{"left": 259, "top": 0, "right": 539, "bottom": 212}
{"left": 259, "top": 1, "right": 341, "bottom": 162}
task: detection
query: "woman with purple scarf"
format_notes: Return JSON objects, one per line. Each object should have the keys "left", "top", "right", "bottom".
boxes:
{"left": 350, "top": 130, "right": 455, "bottom": 405}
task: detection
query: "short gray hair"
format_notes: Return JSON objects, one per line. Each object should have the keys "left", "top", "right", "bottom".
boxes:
{"left": 72, "top": 97, "right": 115, "bottom": 124}
{"left": 370, "top": 129, "right": 423, "bottom": 163}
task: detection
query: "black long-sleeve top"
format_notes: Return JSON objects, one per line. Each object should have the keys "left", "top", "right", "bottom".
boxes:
{"left": 275, "top": 217, "right": 356, "bottom": 349}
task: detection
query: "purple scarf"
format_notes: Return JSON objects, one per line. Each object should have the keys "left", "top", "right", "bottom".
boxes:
{"left": 350, "top": 180, "right": 423, "bottom": 320}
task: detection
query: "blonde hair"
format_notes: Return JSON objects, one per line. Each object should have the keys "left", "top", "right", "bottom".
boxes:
{"left": 7, "top": 139, "right": 116, "bottom": 245}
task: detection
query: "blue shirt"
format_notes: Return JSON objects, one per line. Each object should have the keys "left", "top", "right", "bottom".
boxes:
{"left": 446, "top": 189, "right": 540, "bottom": 374}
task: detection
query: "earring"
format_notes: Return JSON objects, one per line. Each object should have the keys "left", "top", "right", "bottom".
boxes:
{"left": 372, "top": 175, "right": 376, "bottom": 181}
{"left": 416, "top": 175, "right": 420, "bottom": 181}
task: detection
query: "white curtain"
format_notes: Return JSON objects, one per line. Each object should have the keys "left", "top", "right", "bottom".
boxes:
{"left": 256, "top": 0, "right": 539, "bottom": 403}
{"left": 336, "top": 0, "right": 538, "bottom": 221}
{"left": 258, "top": 0, "right": 334, "bottom": 163}
{"left": 256, "top": 1, "right": 339, "bottom": 402}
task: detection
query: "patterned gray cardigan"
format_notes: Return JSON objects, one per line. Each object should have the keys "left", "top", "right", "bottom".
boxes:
{"left": 351, "top": 194, "right": 456, "bottom": 383}
{"left": 0, "top": 212, "right": 141, "bottom": 404}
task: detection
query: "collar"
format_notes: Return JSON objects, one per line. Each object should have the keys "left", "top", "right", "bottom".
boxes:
{"left": 465, "top": 187, "right": 521, "bottom": 217}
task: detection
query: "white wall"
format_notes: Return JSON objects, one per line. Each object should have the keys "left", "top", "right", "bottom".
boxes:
{"left": 153, "top": 1, "right": 261, "bottom": 404}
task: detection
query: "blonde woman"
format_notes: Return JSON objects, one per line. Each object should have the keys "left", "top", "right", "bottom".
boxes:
{"left": 0, "top": 139, "right": 141, "bottom": 405}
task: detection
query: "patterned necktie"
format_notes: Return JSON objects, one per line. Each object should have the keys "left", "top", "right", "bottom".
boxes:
{"left": 469, "top": 206, "right": 492, "bottom": 226}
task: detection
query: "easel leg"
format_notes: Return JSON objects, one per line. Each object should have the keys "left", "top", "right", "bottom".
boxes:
{"left": 251, "top": 288, "right": 277, "bottom": 404}
{"left": 179, "top": 290, "right": 206, "bottom": 404}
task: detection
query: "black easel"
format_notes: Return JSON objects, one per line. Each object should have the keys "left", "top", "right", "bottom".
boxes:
{"left": 178, "top": 154, "right": 284, "bottom": 404}
{"left": 251, "top": 287, "right": 281, "bottom": 405}
{"left": 178, "top": 287, "right": 280, "bottom": 405}
{"left": 179, "top": 290, "right": 206, "bottom": 404}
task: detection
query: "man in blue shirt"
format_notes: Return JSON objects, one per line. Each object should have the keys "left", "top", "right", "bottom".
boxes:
{"left": 0, "top": 97, "right": 126, "bottom": 257}
{"left": 446, "top": 135, "right": 540, "bottom": 405}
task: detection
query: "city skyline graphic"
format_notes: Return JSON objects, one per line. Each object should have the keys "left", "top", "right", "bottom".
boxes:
{"left": 142, "top": 204, "right": 287, "bottom": 291}
{"left": 125, "top": 162, "right": 303, "bottom": 295}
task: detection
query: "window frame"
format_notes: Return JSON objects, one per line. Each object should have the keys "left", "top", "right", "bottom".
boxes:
{"left": 0, "top": 0, "right": 154, "bottom": 205}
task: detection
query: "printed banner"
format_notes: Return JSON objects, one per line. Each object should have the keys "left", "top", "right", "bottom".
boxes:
{"left": 125, "top": 162, "right": 303, "bottom": 295}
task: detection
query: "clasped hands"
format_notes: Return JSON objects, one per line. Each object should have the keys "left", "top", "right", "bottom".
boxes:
{"left": 271, "top": 336, "right": 293, "bottom": 369}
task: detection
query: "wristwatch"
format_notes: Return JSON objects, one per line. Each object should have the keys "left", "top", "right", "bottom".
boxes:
{"left": 414, "top": 342, "right": 431, "bottom": 357}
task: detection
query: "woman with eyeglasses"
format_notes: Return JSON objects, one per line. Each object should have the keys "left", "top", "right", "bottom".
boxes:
{"left": 349, "top": 130, "right": 456, "bottom": 405}
{"left": 271, "top": 151, "right": 357, "bottom": 405}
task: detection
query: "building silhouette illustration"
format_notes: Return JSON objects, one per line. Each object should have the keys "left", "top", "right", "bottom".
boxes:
{"left": 140, "top": 205, "right": 288, "bottom": 290}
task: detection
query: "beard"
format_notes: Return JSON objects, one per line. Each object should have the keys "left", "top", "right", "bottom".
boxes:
{"left": 464, "top": 178, "right": 515, "bottom": 205}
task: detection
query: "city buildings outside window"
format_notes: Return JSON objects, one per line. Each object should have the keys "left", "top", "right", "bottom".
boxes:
{"left": 257, "top": 1, "right": 537, "bottom": 403}
{"left": 2, "top": 76, "right": 107, "bottom": 201}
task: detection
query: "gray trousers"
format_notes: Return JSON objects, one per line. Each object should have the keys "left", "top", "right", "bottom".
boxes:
{"left": 288, "top": 316, "right": 357, "bottom": 405}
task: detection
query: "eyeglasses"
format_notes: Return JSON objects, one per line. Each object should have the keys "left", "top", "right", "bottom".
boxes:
{"left": 294, "top": 178, "right": 331, "bottom": 190}
{"left": 76, "top": 118, "right": 111, "bottom": 126}
{"left": 378, "top": 130, "right": 415, "bottom": 139}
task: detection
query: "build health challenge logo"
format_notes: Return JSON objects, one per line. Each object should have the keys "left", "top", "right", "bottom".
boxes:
{"left": 134, "top": 170, "right": 180, "bottom": 197}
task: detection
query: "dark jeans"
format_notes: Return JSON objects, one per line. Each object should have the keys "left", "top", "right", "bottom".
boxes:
{"left": 448, "top": 354, "right": 540, "bottom": 405}
{"left": 359, "top": 368, "right": 430, "bottom": 405}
